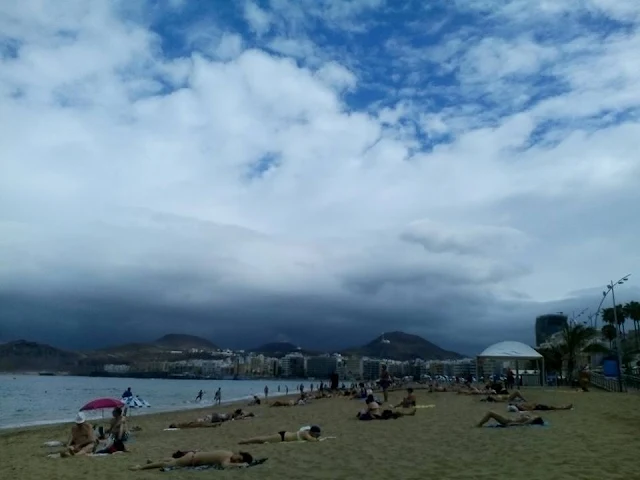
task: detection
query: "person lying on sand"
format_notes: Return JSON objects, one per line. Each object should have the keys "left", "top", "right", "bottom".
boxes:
{"left": 482, "top": 391, "right": 527, "bottom": 403}
{"left": 168, "top": 421, "right": 222, "bottom": 429}
{"left": 358, "top": 395, "right": 416, "bottom": 420}
{"left": 458, "top": 386, "right": 496, "bottom": 395}
{"left": 62, "top": 413, "right": 96, "bottom": 457}
{"left": 270, "top": 398, "right": 305, "bottom": 407}
{"left": 248, "top": 395, "right": 261, "bottom": 406}
{"left": 238, "top": 425, "right": 322, "bottom": 444}
{"left": 510, "top": 402, "right": 572, "bottom": 412}
{"left": 168, "top": 409, "right": 254, "bottom": 429}
{"left": 210, "top": 409, "right": 255, "bottom": 423}
{"left": 476, "top": 410, "right": 544, "bottom": 428}
{"left": 394, "top": 387, "right": 417, "bottom": 408}
{"left": 129, "top": 450, "right": 254, "bottom": 470}
{"left": 429, "top": 384, "right": 447, "bottom": 392}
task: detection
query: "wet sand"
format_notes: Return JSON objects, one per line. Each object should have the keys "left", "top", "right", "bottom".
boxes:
{"left": 1, "top": 388, "right": 639, "bottom": 480}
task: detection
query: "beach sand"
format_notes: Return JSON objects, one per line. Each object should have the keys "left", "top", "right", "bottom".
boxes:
{"left": 2, "top": 388, "right": 639, "bottom": 480}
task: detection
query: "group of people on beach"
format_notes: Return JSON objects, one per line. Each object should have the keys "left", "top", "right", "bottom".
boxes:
{"left": 55, "top": 366, "right": 580, "bottom": 470}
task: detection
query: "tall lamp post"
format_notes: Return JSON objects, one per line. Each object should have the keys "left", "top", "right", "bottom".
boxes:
{"left": 597, "top": 274, "right": 631, "bottom": 393}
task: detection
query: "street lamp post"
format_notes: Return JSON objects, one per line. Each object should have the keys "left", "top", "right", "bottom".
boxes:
{"left": 598, "top": 274, "right": 631, "bottom": 393}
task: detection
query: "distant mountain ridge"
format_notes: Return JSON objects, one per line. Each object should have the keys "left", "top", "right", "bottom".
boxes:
{"left": 343, "top": 331, "right": 463, "bottom": 361}
{"left": 0, "top": 331, "right": 462, "bottom": 371}
{"left": 0, "top": 340, "right": 83, "bottom": 371}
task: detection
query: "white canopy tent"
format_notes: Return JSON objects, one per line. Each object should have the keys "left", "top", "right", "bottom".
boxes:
{"left": 476, "top": 341, "right": 544, "bottom": 386}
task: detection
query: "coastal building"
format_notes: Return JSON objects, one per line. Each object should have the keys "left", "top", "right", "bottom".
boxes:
{"left": 104, "top": 364, "right": 130, "bottom": 373}
{"left": 342, "top": 356, "right": 363, "bottom": 380}
{"left": 535, "top": 313, "right": 568, "bottom": 346}
{"left": 362, "top": 358, "right": 381, "bottom": 380}
{"left": 306, "top": 355, "right": 338, "bottom": 379}
{"left": 279, "top": 353, "right": 305, "bottom": 378}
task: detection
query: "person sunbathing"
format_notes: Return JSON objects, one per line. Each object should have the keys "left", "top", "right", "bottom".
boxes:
{"left": 458, "top": 386, "right": 496, "bottom": 395}
{"left": 238, "top": 426, "right": 322, "bottom": 444}
{"left": 482, "top": 391, "right": 527, "bottom": 403}
{"left": 476, "top": 410, "right": 544, "bottom": 428}
{"left": 168, "top": 421, "right": 222, "bottom": 429}
{"left": 358, "top": 395, "right": 416, "bottom": 420}
{"left": 429, "top": 384, "right": 447, "bottom": 392}
{"left": 129, "top": 450, "right": 253, "bottom": 470}
{"left": 511, "top": 402, "right": 572, "bottom": 412}
{"left": 394, "top": 387, "right": 417, "bottom": 408}
{"left": 62, "top": 413, "right": 96, "bottom": 457}
{"left": 270, "top": 398, "right": 305, "bottom": 407}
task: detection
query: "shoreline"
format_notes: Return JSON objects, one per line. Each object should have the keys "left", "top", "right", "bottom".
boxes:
{"left": 0, "top": 391, "right": 295, "bottom": 433}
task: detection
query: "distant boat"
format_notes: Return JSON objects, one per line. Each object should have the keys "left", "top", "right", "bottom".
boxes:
{"left": 39, "top": 372, "right": 56, "bottom": 376}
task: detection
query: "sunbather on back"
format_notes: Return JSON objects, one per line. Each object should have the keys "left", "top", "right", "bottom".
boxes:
{"left": 476, "top": 410, "right": 544, "bottom": 428}
{"left": 129, "top": 450, "right": 253, "bottom": 470}
{"left": 512, "top": 402, "right": 572, "bottom": 412}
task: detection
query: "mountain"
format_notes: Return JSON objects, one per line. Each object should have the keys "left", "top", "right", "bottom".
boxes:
{"left": 0, "top": 340, "right": 83, "bottom": 371}
{"left": 153, "top": 334, "right": 219, "bottom": 350}
{"left": 343, "top": 331, "right": 463, "bottom": 361}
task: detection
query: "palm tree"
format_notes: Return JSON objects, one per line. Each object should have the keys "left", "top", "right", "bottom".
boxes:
{"left": 601, "top": 324, "right": 617, "bottom": 349}
{"left": 562, "top": 323, "right": 600, "bottom": 383}
{"left": 623, "top": 301, "right": 640, "bottom": 349}
{"left": 601, "top": 305, "right": 627, "bottom": 335}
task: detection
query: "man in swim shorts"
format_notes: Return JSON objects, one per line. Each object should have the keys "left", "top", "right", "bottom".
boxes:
{"left": 129, "top": 450, "right": 254, "bottom": 470}
{"left": 511, "top": 402, "right": 572, "bottom": 412}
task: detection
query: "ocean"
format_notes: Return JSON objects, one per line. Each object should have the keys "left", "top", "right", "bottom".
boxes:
{"left": 0, "top": 374, "right": 305, "bottom": 429}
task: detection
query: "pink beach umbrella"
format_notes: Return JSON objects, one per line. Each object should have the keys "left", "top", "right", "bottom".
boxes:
{"left": 80, "top": 398, "right": 124, "bottom": 417}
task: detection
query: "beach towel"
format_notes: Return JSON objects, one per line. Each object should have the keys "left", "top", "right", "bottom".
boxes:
{"left": 415, "top": 404, "right": 436, "bottom": 409}
{"left": 485, "top": 421, "right": 549, "bottom": 428}
{"left": 43, "top": 441, "right": 64, "bottom": 447}
{"left": 160, "top": 458, "right": 268, "bottom": 472}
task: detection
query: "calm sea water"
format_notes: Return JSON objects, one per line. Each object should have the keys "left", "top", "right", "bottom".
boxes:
{"left": 0, "top": 375, "right": 304, "bottom": 429}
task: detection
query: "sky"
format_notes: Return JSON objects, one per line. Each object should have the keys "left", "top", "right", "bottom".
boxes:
{"left": 1, "top": 0, "right": 640, "bottom": 355}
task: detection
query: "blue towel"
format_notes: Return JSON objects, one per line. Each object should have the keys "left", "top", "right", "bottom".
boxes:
{"left": 161, "top": 458, "right": 268, "bottom": 472}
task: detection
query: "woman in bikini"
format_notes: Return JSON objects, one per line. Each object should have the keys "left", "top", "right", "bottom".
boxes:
{"left": 476, "top": 410, "right": 545, "bottom": 427}
{"left": 238, "top": 425, "right": 321, "bottom": 444}
{"left": 129, "top": 450, "right": 254, "bottom": 470}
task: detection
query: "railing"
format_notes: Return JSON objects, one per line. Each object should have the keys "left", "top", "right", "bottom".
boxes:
{"left": 590, "top": 372, "right": 640, "bottom": 392}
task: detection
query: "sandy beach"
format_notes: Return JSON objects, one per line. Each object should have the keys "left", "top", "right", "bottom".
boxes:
{"left": 2, "top": 388, "right": 639, "bottom": 480}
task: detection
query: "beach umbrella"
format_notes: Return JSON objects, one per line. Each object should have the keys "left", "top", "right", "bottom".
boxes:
{"left": 80, "top": 398, "right": 124, "bottom": 417}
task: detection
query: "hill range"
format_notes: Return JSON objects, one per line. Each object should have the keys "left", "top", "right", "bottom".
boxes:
{"left": 0, "top": 331, "right": 462, "bottom": 372}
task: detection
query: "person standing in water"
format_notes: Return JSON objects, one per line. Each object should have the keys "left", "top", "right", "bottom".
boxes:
{"left": 264, "top": 385, "right": 269, "bottom": 399}
{"left": 285, "top": 385, "right": 289, "bottom": 394}
{"left": 214, "top": 388, "right": 221, "bottom": 405}
{"left": 122, "top": 387, "right": 133, "bottom": 398}
{"left": 195, "top": 390, "right": 204, "bottom": 402}
{"left": 278, "top": 385, "right": 281, "bottom": 393}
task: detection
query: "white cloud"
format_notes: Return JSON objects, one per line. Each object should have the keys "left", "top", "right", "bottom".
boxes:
{"left": 244, "top": 1, "right": 272, "bottom": 36}
{"left": 2, "top": 0, "right": 640, "bottom": 349}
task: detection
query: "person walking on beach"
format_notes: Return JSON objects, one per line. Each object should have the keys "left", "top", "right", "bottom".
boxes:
{"left": 379, "top": 365, "right": 392, "bottom": 403}
{"left": 264, "top": 385, "right": 269, "bottom": 399}
{"left": 310, "top": 383, "right": 314, "bottom": 392}
{"left": 214, "top": 388, "right": 221, "bottom": 405}
{"left": 285, "top": 385, "right": 289, "bottom": 394}
{"left": 278, "top": 385, "right": 281, "bottom": 393}
{"left": 195, "top": 390, "right": 204, "bottom": 402}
